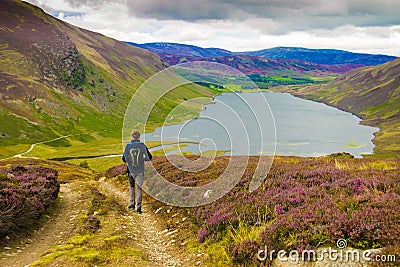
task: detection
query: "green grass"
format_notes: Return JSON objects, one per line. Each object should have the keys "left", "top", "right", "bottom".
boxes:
{"left": 151, "top": 143, "right": 189, "bottom": 156}
{"left": 24, "top": 137, "right": 121, "bottom": 158}
{"left": 0, "top": 110, "right": 58, "bottom": 147}
{"left": 67, "top": 157, "right": 122, "bottom": 173}
{"left": 198, "top": 150, "right": 230, "bottom": 157}
{"left": 360, "top": 160, "right": 398, "bottom": 171}
{"left": 0, "top": 144, "right": 31, "bottom": 158}
{"left": 345, "top": 141, "right": 367, "bottom": 149}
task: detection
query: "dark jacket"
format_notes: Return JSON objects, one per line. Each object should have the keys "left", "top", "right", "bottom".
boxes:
{"left": 122, "top": 140, "right": 152, "bottom": 174}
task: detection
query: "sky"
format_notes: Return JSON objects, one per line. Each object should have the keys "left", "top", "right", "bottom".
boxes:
{"left": 25, "top": 0, "right": 400, "bottom": 56}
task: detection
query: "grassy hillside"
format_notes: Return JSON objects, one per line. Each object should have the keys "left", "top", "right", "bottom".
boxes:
{"left": 0, "top": 0, "right": 218, "bottom": 160}
{"left": 283, "top": 58, "right": 400, "bottom": 158}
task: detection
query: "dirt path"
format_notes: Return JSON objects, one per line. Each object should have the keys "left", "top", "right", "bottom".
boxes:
{"left": 0, "top": 177, "right": 189, "bottom": 267}
{"left": 0, "top": 183, "right": 89, "bottom": 267}
{"left": 98, "top": 177, "right": 186, "bottom": 267}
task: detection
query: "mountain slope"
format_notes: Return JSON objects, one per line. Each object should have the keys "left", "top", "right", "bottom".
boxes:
{"left": 242, "top": 47, "right": 397, "bottom": 66}
{"left": 0, "top": 1, "right": 216, "bottom": 155}
{"left": 296, "top": 58, "right": 400, "bottom": 157}
{"left": 128, "top": 42, "right": 233, "bottom": 58}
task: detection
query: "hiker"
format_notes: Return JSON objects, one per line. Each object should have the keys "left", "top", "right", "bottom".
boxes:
{"left": 122, "top": 130, "right": 152, "bottom": 213}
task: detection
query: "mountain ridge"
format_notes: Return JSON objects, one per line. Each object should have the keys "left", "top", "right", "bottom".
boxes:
{"left": 129, "top": 42, "right": 396, "bottom": 67}
{"left": 128, "top": 42, "right": 233, "bottom": 58}
{"left": 128, "top": 42, "right": 396, "bottom": 80}
{"left": 242, "top": 46, "right": 397, "bottom": 65}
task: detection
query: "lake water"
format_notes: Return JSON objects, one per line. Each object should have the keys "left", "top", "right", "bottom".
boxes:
{"left": 143, "top": 92, "right": 379, "bottom": 158}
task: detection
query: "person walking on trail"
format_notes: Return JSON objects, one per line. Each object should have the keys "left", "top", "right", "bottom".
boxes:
{"left": 122, "top": 130, "right": 152, "bottom": 213}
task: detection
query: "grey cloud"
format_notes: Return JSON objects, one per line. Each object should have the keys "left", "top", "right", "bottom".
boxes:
{"left": 32, "top": 0, "right": 400, "bottom": 34}
{"left": 58, "top": 0, "right": 126, "bottom": 9}
{"left": 346, "top": 0, "right": 400, "bottom": 26}
{"left": 123, "top": 0, "right": 400, "bottom": 31}
{"left": 125, "top": 0, "right": 236, "bottom": 21}
{"left": 125, "top": 0, "right": 316, "bottom": 21}
{"left": 26, "top": 0, "right": 125, "bottom": 12}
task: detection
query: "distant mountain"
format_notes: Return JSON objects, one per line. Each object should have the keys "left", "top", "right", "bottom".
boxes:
{"left": 128, "top": 42, "right": 233, "bottom": 58}
{"left": 242, "top": 47, "right": 396, "bottom": 66}
{"left": 129, "top": 43, "right": 396, "bottom": 67}
{"left": 129, "top": 42, "right": 396, "bottom": 78}
{"left": 128, "top": 43, "right": 364, "bottom": 76}
{"left": 0, "top": 1, "right": 214, "bottom": 149}
{"left": 296, "top": 58, "right": 400, "bottom": 157}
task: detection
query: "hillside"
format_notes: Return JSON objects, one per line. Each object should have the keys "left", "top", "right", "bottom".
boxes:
{"left": 0, "top": 1, "right": 217, "bottom": 159}
{"left": 293, "top": 57, "right": 400, "bottom": 157}
{"left": 242, "top": 47, "right": 397, "bottom": 66}
{"left": 0, "top": 0, "right": 160, "bottom": 145}
{"left": 128, "top": 42, "right": 233, "bottom": 58}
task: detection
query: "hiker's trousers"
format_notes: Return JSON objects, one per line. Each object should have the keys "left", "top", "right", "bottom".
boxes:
{"left": 128, "top": 173, "right": 144, "bottom": 211}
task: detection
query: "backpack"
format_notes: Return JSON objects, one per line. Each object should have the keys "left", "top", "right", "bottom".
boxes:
{"left": 129, "top": 146, "right": 141, "bottom": 168}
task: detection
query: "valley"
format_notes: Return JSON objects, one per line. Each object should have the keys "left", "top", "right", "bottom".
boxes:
{"left": 128, "top": 42, "right": 400, "bottom": 159}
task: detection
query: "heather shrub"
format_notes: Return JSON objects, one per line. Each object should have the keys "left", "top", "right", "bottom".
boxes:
{"left": 0, "top": 165, "right": 60, "bottom": 238}
{"left": 191, "top": 158, "right": 400, "bottom": 262}
{"left": 103, "top": 164, "right": 127, "bottom": 178}
{"left": 231, "top": 239, "right": 261, "bottom": 265}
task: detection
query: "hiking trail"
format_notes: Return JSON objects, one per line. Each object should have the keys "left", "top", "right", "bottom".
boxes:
{"left": 0, "top": 177, "right": 193, "bottom": 267}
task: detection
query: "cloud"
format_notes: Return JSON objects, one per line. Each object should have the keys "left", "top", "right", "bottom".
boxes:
{"left": 23, "top": 0, "right": 400, "bottom": 56}
{"left": 30, "top": 0, "right": 400, "bottom": 34}
{"left": 126, "top": 0, "right": 236, "bottom": 21}
{"left": 123, "top": 0, "right": 400, "bottom": 30}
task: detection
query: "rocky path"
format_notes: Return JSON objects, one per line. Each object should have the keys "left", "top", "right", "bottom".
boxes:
{"left": 0, "top": 177, "right": 190, "bottom": 267}
{"left": 98, "top": 177, "right": 186, "bottom": 267}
